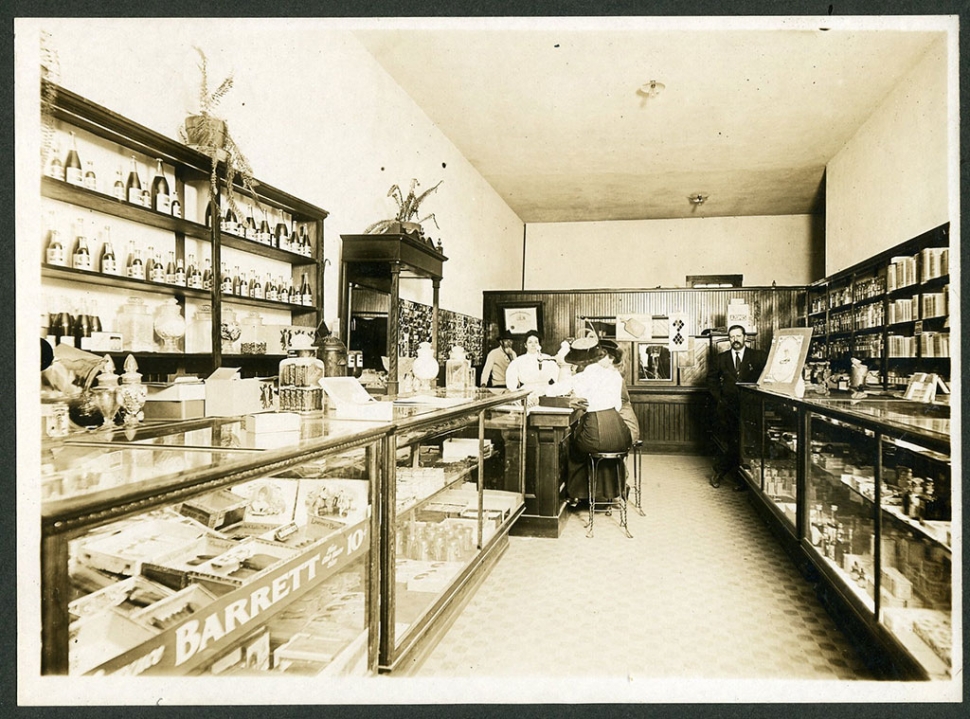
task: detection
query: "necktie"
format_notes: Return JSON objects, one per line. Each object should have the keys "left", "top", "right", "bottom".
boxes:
{"left": 734, "top": 352, "right": 740, "bottom": 372}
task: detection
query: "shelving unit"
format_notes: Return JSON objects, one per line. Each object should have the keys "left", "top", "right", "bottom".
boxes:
{"left": 41, "top": 83, "right": 329, "bottom": 379}
{"left": 803, "top": 224, "right": 949, "bottom": 389}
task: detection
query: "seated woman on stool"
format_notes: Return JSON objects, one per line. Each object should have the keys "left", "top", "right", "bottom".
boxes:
{"left": 560, "top": 336, "right": 633, "bottom": 507}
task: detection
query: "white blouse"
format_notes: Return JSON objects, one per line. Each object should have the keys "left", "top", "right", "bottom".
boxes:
{"left": 568, "top": 362, "right": 623, "bottom": 412}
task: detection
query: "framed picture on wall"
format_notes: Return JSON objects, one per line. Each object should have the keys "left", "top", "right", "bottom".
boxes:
{"left": 635, "top": 341, "right": 675, "bottom": 385}
{"left": 499, "top": 302, "right": 544, "bottom": 336}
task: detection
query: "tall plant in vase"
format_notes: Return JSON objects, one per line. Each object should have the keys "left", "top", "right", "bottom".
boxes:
{"left": 179, "top": 46, "right": 259, "bottom": 223}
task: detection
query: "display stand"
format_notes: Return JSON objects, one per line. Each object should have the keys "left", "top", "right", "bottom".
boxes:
{"left": 339, "top": 234, "right": 447, "bottom": 395}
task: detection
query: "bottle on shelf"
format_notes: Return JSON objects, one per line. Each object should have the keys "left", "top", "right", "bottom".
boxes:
{"left": 299, "top": 272, "right": 312, "bottom": 306}
{"left": 150, "top": 158, "right": 171, "bottom": 214}
{"left": 99, "top": 225, "right": 118, "bottom": 275}
{"left": 88, "top": 299, "right": 103, "bottom": 334}
{"left": 47, "top": 140, "right": 65, "bottom": 181}
{"left": 45, "top": 219, "right": 66, "bottom": 266}
{"left": 174, "top": 256, "right": 186, "bottom": 287}
{"left": 186, "top": 253, "right": 200, "bottom": 289}
{"left": 224, "top": 205, "right": 239, "bottom": 235}
{"left": 250, "top": 270, "right": 263, "bottom": 299}
{"left": 265, "top": 274, "right": 277, "bottom": 302}
{"left": 237, "top": 266, "right": 249, "bottom": 297}
{"left": 275, "top": 209, "right": 290, "bottom": 250}
{"left": 53, "top": 305, "right": 73, "bottom": 346}
{"left": 112, "top": 166, "right": 125, "bottom": 201}
{"left": 64, "top": 131, "right": 83, "bottom": 186}
{"left": 244, "top": 203, "right": 257, "bottom": 240}
{"left": 201, "top": 257, "right": 213, "bottom": 290}
{"left": 205, "top": 202, "right": 213, "bottom": 229}
{"left": 126, "top": 242, "right": 145, "bottom": 280}
{"left": 258, "top": 209, "right": 272, "bottom": 246}
{"left": 140, "top": 185, "right": 151, "bottom": 209}
{"left": 221, "top": 262, "right": 233, "bottom": 294}
{"left": 125, "top": 155, "right": 142, "bottom": 205}
{"left": 83, "top": 161, "right": 97, "bottom": 192}
{"left": 298, "top": 223, "right": 311, "bottom": 256}
{"left": 165, "top": 251, "right": 177, "bottom": 284}
{"left": 149, "top": 247, "right": 165, "bottom": 283}
{"left": 170, "top": 191, "right": 182, "bottom": 219}
{"left": 73, "top": 299, "right": 92, "bottom": 346}
{"left": 72, "top": 218, "right": 92, "bottom": 271}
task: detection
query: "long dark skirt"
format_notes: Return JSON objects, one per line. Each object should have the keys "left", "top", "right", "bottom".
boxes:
{"left": 566, "top": 409, "right": 633, "bottom": 501}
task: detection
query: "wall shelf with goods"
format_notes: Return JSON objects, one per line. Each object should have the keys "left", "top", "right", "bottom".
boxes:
{"left": 41, "top": 83, "right": 329, "bottom": 380}
{"left": 803, "top": 224, "right": 949, "bottom": 390}
{"left": 739, "top": 387, "right": 953, "bottom": 681}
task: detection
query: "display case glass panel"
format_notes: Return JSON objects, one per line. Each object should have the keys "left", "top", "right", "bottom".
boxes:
{"left": 383, "top": 394, "right": 526, "bottom": 667}
{"left": 42, "top": 416, "right": 386, "bottom": 677}
{"left": 878, "top": 436, "right": 952, "bottom": 679}
{"left": 760, "top": 396, "right": 799, "bottom": 529}
{"left": 804, "top": 413, "right": 878, "bottom": 613}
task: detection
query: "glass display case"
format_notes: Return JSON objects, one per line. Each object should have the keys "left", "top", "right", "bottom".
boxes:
{"left": 379, "top": 391, "right": 528, "bottom": 672}
{"left": 41, "top": 415, "right": 389, "bottom": 676}
{"left": 738, "top": 386, "right": 953, "bottom": 680}
{"left": 877, "top": 434, "right": 952, "bottom": 679}
{"left": 804, "top": 413, "right": 879, "bottom": 614}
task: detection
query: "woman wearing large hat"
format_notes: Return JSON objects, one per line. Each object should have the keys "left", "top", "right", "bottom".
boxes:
{"left": 561, "top": 336, "right": 633, "bottom": 506}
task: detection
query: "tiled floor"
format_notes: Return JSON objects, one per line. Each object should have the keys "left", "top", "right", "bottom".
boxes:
{"left": 413, "top": 454, "right": 876, "bottom": 681}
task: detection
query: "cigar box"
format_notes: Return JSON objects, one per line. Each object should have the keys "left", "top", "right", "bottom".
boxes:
{"left": 131, "top": 584, "right": 218, "bottom": 632}
{"left": 179, "top": 488, "right": 250, "bottom": 530}
{"left": 76, "top": 517, "right": 213, "bottom": 576}
{"left": 68, "top": 576, "right": 175, "bottom": 624}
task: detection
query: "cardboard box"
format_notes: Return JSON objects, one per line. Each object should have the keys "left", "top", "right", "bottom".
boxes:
{"left": 205, "top": 367, "right": 276, "bottom": 416}
{"left": 321, "top": 377, "right": 394, "bottom": 421}
{"left": 179, "top": 489, "right": 249, "bottom": 530}
{"left": 143, "top": 399, "right": 206, "bottom": 420}
{"left": 81, "top": 331, "right": 124, "bottom": 353}
{"left": 245, "top": 412, "right": 301, "bottom": 434}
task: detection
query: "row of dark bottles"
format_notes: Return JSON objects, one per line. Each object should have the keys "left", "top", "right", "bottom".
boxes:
{"left": 206, "top": 203, "right": 313, "bottom": 256}
{"left": 47, "top": 132, "right": 182, "bottom": 218}
{"left": 44, "top": 299, "right": 103, "bottom": 347}
{"left": 219, "top": 263, "right": 313, "bottom": 306}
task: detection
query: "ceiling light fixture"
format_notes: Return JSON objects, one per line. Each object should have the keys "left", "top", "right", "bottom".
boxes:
{"left": 688, "top": 193, "right": 709, "bottom": 205}
{"left": 637, "top": 80, "right": 665, "bottom": 99}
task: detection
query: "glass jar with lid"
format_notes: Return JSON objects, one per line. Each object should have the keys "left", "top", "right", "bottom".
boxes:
{"left": 240, "top": 311, "right": 266, "bottom": 355}
{"left": 278, "top": 333, "right": 325, "bottom": 412}
{"left": 220, "top": 306, "right": 241, "bottom": 354}
{"left": 115, "top": 296, "right": 154, "bottom": 352}
{"left": 185, "top": 304, "right": 213, "bottom": 354}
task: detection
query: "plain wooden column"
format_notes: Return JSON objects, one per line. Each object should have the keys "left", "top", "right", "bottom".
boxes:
{"left": 431, "top": 278, "right": 441, "bottom": 356}
{"left": 387, "top": 262, "right": 401, "bottom": 396}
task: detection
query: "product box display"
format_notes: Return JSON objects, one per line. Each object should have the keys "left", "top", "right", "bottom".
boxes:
{"left": 130, "top": 583, "right": 218, "bottom": 631}
{"left": 294, "top": 478, "right": 368, "bottom": 528}
{"left": 80, "top": 331, "right": 124, "bottom": 353}
{"left": 179, "top": 489, "right": 249, "bottom": 530}
{"left": 68, "top": 576, "right": 175, "bottom": 624}
{"left": 69, "top": 608, "right": 158, "bottom": 675}
{"left": 187, "top": 538, "right": 299, "bottom": 589}
{"left": 441, "top": 438, "right": 491, "bottom": 462}
{"left": 75, "top": 517, "right": 215, "bottom": 576}
{"left": 140, "top": 534, "right": 244, "bottom": 590}
{"left": 230, "top": 477, "right": 300, "bottom": 528}
{"left": 205, "top": 367, "right": 277, "bottom": 417}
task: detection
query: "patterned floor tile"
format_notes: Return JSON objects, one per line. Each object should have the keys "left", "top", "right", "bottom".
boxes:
{"left": 413, "top": 454, "right": 877, "bottom": 681}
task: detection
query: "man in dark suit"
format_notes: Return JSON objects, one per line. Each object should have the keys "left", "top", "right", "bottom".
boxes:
{"left": 707, "top": 324, "right": 767, "bottom": 490}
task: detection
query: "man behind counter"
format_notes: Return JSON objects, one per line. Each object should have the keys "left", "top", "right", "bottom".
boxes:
{"left": 480, "top": 331, "right": 516, "bottom": 388}
{"left": 707, "top": 324, "right": 767, "bottom": 490}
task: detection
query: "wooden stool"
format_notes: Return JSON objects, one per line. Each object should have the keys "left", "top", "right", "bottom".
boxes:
{"left": 631, "top": 440, "right": 645, "bottom": 516}
{"left": 584, "top": 450, "right": 632, "bottom": 538}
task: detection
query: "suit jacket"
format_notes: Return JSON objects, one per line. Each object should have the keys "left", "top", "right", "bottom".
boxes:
{"left": 708, "top": 346, "right": 768, "bottom": 407}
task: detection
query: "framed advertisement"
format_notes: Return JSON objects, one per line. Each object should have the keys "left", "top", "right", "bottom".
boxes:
{"left": 498, "top": 302, "right": 543, "bottom": 336}
{"left": 757, "top": 327, "right": 813, "bottom": 397}
{"left": 635, "top": 341, "right": 674, "bottom": 385}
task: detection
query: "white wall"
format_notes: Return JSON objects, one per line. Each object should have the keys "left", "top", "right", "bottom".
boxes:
{"left": 21, "top": 19, "right": 524, "bottom": 321}
{"left": 523, "top": 214, "right": 818, "bottom": 289}
{"left": 825, "top": 36, "right": 950, "bottom": 273}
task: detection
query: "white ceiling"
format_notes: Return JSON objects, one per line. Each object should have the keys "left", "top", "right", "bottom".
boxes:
{"left": 354, "top": 21, "right": 943, "bottom": 223}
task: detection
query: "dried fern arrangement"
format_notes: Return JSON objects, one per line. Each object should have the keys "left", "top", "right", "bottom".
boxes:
{"left": 364, "top": 178, "right": 443, "bottom": 239}
{"left": 178, "top": 47, "right": 259, "bottom": 222}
